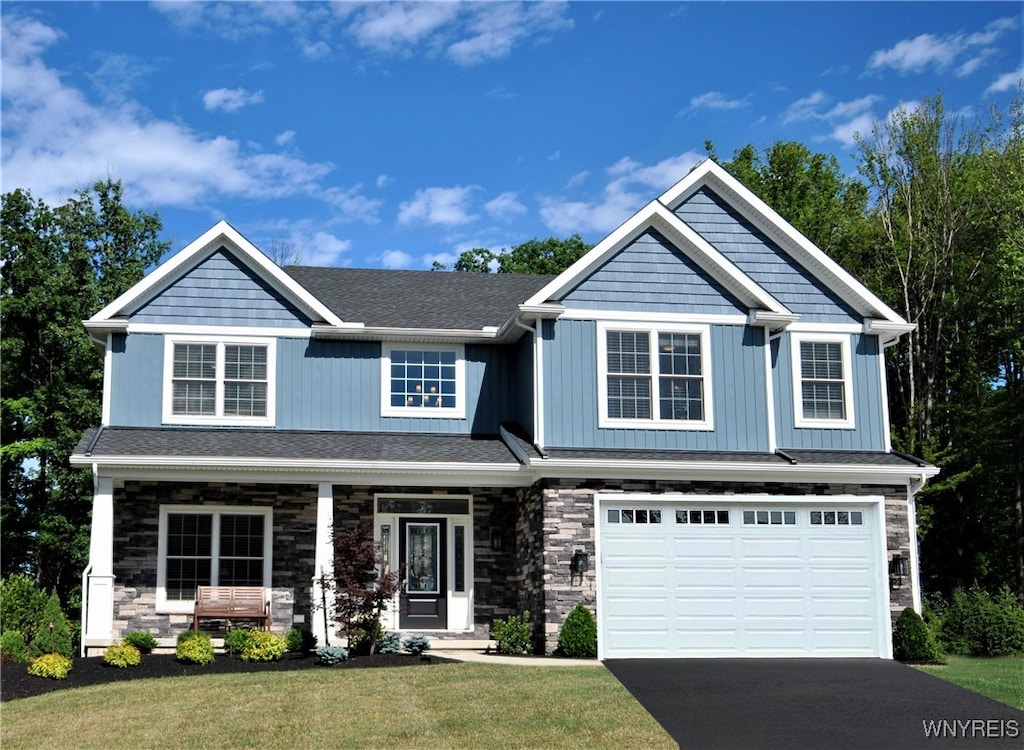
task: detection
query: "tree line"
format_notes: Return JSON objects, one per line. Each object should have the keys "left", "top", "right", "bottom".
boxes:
{"left": 2, "top": 92, "right": 1021, "bottom": 604}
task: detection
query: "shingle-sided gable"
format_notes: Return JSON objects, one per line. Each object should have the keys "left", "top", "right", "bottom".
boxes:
{"left": 675, "top": 187, "right": 861, "bottom": 323}
{"left": 558, "top": 229, "right": 746, "bottom": 315}
{"left": 130, "top": 248, "right": 313, "bottom": 328}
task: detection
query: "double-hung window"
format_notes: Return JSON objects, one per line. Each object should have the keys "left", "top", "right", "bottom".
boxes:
{"left": 791, "top": 332, "right": 854, "bottom": 428}
{"left": 157, "top": 506, "right": 272, "bottom": 612}
{"left": 597, "top": 322, "right": 713, "bottom": 429}
{"left": 381, "top": 343, "right": 465, "bottom": 418}
{"left": 163, "top": 336, "right": 275, "bottom": 425}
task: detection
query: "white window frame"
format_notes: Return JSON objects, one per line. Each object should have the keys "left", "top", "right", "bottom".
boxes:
{"left": 597, "top": 321, "right": 713, "bottom": 430}
{"left": 155, "top": 505, "right": 273, "bottom": 614}
{"left": 791, "top": 332, "right": 855, "bottom": 429}
{"left": 380, "top": 343, "right": 466, "bottom": 419}
{"left": 162, "top": 335, "right": 276, "bottom": 426}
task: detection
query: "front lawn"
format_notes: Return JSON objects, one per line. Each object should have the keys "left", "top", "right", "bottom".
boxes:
{"left": 1, "top": 662, "right": 675, "bottom": 749}
{"left": 913, "top": 655, "right": 1024, "bottom": 710}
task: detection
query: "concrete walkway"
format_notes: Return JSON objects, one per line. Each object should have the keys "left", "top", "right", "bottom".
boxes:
{"left": 431, "top": 648, "right": 599, "bottom": 667}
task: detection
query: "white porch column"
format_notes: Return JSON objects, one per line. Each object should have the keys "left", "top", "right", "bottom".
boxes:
{"left": 311, "top": 482, "right": 336, "bottom": 647}
{"left": 82, "top": 474, "right": 115, "bottom": 653}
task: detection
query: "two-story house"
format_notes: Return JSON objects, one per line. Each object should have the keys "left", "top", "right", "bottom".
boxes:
{"left": 72, "top": 159, "right": 937, "bottom": 659}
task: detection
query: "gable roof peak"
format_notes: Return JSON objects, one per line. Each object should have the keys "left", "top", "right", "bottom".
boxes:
{"left": 86, "top": 221, "right": 344, "bottom": 328}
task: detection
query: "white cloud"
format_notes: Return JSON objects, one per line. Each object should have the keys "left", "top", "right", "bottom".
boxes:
{"left": 380, "top": 249, "right": 414, "bottom": 269}
{"left": 985, "top": 66, "right": 1024, "bottom": 95}
{"left": 484, "top": 191, "right": 527, "bottom": 219}
{"left": 275, "top": 130, "right": 296, "bottom": 146}
{"left": 203, "top": 87, "right": 264, "bottom": 112}
{"left": 375, "top": 174, "right": 393, "bottom": 189}
{"left": 0, "top": 15, "right": 376, "bottom": 224}
{"left": 783, "top": 91, "right": 829, "bottom": 123}
{"left": 539, "top": 151, "right": 703, "bottom": 236}
{"left": 828, "top": 113, "right": 876, "bottom": 148}
{"left": 398, "top": 186, "right": 478, "bottom": 226}
{"left": 688, "top": 91, "right": 750, "bottom": 111}
{"left": 349, "top": 2, "right": 461, "bottom": 53}
{"left": 565, "top": 170, "right": 589, "bottom": 188}
{"left": 868, "top": 16, "right": 1019, "bottom": 76}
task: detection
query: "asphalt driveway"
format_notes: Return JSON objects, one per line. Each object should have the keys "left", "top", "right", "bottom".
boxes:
{"left": 605, "top": 659, "right": 1023, "bottom": 750}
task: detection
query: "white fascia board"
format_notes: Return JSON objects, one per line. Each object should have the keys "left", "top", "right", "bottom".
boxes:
{"left": 521, "top": 199, "right": 791, "bottom": 319}
{"left": 87, "top": 221, "right": 345, "bottom": 328}
{"left": 864, "top": 319, "right": 916, "bottom": 346}
{"left": 311, "top": 324, "right": 500, "bottom": 342}
{"left": 662, "top": 162, "right": 909, "bottom": 326}
{"left": 531, "top": 457, "right": 940, "bottom": 484}
{"left": 72, "top": 455, "right": 534, "bottom": 487}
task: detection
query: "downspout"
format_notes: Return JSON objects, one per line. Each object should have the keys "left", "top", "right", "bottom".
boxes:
{"left": 513, "top": 318, "right": 545, "bottom": 452}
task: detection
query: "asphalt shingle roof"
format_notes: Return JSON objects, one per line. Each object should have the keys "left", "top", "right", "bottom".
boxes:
{"left": 74, "top": 427, "right": 521, "bottom": 465}
{"left": 283, "top": 266, "right": 555, "bottom": 330}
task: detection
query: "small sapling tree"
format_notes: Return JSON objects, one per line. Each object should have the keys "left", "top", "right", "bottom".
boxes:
{"left": 332, "top": 524, "right": 404, "bottom": 654}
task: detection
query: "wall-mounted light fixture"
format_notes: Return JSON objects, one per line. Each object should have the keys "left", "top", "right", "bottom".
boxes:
{"left": 490, "top": 528, "right": 503, "bottom": 552}
{"left": 889, "top": 552, "right": 909, "bottom": 589}
{"left": 570, "top": 549, "right": 588, "bottom": 585}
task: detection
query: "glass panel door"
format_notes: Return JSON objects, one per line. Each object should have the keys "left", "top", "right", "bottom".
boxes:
{"left": 406, "top": 523, "right": 439, "bottom": 594}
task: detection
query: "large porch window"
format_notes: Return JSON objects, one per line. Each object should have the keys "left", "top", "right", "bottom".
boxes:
{"left": 157, "top": 505, "right": 273, "bottom": 612}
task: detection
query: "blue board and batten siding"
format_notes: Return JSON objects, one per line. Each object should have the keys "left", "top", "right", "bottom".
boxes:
{"left": 109, "top": 334, "right": 516, "bottom": 433}
{"left": 542, "top": 319, "right": 769, "bottom": 451}
{"left": 773, "top": 333, "right": 887, "bottom": 451}
{"left": 675, "top": 188, "right": 861, "bottom": 323}
{"left": 130, "top": 249, "right": 312, "bottom": 328}
{"left": 560, "top": 230, "right": 746, "bottom": 315}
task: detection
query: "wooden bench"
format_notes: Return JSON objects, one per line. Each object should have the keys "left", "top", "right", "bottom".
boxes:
{"left": 193, "top": 586, "right": 270, "bottom": 631}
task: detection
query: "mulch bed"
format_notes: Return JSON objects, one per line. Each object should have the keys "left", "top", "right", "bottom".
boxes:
{"left": 1, "top": 651, "right": 442, "bottom": 702}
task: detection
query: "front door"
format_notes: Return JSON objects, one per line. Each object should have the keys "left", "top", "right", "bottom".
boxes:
{"left": 399, "top": 518, "right": 447, "bottom": 629}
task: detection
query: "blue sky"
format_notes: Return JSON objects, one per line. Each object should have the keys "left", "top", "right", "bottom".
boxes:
{"left": 2, "top": 2, "right": 1021, "bottom": 270}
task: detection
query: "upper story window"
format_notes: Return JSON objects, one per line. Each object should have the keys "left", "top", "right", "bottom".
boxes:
{"left": 162, "top": 336, "right": 276, "bottom": 426}
{"left": 381, "top": 343, "right": 465, "bottom": 419}
{"left": 597, "top": 322, "right": 713, "bottom": 430}
{"left": 791, "top": 332, "right": 854, "bottom": 429}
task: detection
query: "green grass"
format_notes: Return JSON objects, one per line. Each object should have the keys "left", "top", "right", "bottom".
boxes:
{"left": 913, "top": 655, "right": 1024, "bottom": 710}
{"left": 0, "top": 662, "right": 675, "bottom": 749}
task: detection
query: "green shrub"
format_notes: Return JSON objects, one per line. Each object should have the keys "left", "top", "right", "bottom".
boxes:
{"left": 557, "top": 603, "right": 598, "bottom": 658}
{"left": 176, "top": 631, "right": 214, "bottom": 665}
{"left": 28, "top": 653, "right": 73, "bottom": 680}
{"left": 225, "top": 627, "right": 256, "bottom": 655}
{"left": 240, "top": 630, "right": 288, "bottom": 662}
{"left": 28, "top": 591, "right": 74, "bottom": 659}
{"left": 317, "top": 645, "right": 349, "bottom": 665}
{"left": 0, "top": 574, "right": 48, "bottom": 642}
{"left": 491, "top": 610, "right": 533, "bottom": 655}
{"left": 176, "top": 629, "right": 208, "bottom": 644}
{"left": 285, "top": 627, "right": 317, "bottom": 653}
{"left": 122, "top": 631, "right": 158, "bottom": 654}
{"left": 402, "top": 635, "right": 431, "bottom": 655}
{"left": 938, "top": 587, "right": 1024, "bottom": 657}
{"left": 893, "top": 607, "right": 942, "bottom": 662}
{"left": 348, "top": 618, "right": 384, "bottom": 656}
{"left": 104, "top": 642, "right": 142, "bottom": 668}
{"left": 1, "top": 630, "right": 29, "bottom": 663}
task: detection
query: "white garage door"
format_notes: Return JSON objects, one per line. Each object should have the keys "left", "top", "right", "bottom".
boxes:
{"left": 598, "top": 496, "right": 889, "bottom": 659}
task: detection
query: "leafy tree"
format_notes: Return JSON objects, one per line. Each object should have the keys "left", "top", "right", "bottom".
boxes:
{"left": 331, "top": 524, "right": 403, "bottom": 654}
{"left": 438, "top": 235, "right": 591, "bottom": 275}
{"left": 717, "top": 140, "right": 871, "bottom": 261}
{"left": 1, "top": 180, "right": 167, "bottom": 598}
{"left": 855, "top": 93, "right": 1024, "bottom": 596}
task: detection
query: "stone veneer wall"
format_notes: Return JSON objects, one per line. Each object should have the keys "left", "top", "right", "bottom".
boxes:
{"left": 331, "top": 485, "right": 521, "bottom": 639}
{"left": 110, "top": 481, "right": 318, "bottom": 639}
{"left": 521, "top": 478, "right": 913, "bottom": 654}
